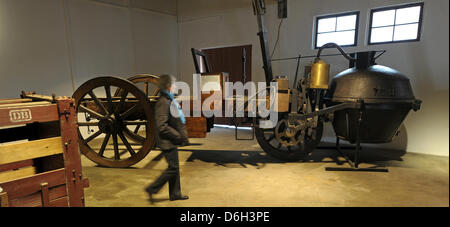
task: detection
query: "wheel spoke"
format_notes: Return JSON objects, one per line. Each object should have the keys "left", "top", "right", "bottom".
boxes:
{"left": 118, "top": 131, "right": 136, "bottom": 156}
{"left": 105, "top": 85, "right": 113, "bottom": 113}
{"left": 153, "top": 88, "right": 160, "bottom": 96}
{"left": 112, "top": 133, "right": 120, "bottom": 160}
{"left": 114, "top": 91, "right": 129, "bottom": 115}
{"left": 133, "top": 125, "right": 141, "bottom": 134}
{"left": 84, "top": 130, "right": 102, "bottom": 143}
{"left": 79, "top": 105, "right": 105, "bottom": 119}
{"left": 266, "top": 134, "right": 275, "bottom": 142}
{"left": 99, "top": 133, "right": 111, "bottom": 157}
{"left": 78, "top": 122, "right": 99, "bottom": 127}
{"left": 88, "top": 91, "right": 109, "bottom": 115}
{"left": 145, "top": 82, "right": 149, "bottom": 96}
{"left": 123, "top": 120, "right": 147, "bottom": 125}
{"left": 121, "top": 104, "right": 139, "bottom": 119}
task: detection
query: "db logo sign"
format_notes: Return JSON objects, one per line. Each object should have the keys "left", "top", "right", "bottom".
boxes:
{"left": 9, "top": 109, "right": 32, "bottom": 123}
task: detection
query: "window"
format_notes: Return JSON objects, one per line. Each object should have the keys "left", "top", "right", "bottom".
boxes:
{"left": 314, "top": 12, "right": 359, "bottom": 49}
{"left": 368, "top": 2, "right": 424, "bottom": 45}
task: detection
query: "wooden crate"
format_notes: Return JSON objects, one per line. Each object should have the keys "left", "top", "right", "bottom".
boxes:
{"left": 185, "top": 117, "right": 207, "bottom": 138}
{"left": 0, "top": 94, "right": 89, "bottom": 207}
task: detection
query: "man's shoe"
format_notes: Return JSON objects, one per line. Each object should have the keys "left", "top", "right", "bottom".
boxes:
{"left": 148, "top": 192, "right": 155, "bottom": 204}
{"left": 170, "top": 195, "right": 189, "bottom": 201}
{"left": 145, "top": 187, "right": 156, "bottom": 204}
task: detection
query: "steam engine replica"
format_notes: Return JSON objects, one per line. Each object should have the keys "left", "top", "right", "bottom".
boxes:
{"left": 62, "top": 0, "right": 421, "bottom": 171}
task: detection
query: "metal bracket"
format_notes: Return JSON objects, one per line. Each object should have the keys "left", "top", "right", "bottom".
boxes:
{"left": 324, "top": 101, "right": 389, "bottom": 173}
{"left": 288, "top": 102, "right": 361, "bottom": 124}
{"left": 234, "top": 117, "right": 256, "bottom": 141}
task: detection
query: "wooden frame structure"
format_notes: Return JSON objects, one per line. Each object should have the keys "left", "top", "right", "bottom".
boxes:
{"left": 0, "top": 93, "right": 89, "bottom": 207}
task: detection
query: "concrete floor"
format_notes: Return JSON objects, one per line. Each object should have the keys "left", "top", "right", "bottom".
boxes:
{"left": 81, "top": 127, "right": 449, "bottom": 207}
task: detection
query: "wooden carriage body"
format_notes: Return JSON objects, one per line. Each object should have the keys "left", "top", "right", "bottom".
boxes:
{"left": 0, "top": 95, "right": 89, "bottom": 207}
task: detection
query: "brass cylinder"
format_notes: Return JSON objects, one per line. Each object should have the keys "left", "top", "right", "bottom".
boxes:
{"left": 310, "top": 59, "right": 330, "bottom": 89}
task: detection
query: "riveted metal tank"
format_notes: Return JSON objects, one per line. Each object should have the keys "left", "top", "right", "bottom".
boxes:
{"left": 325, "top": 51, "right": 422, "bottom": 143}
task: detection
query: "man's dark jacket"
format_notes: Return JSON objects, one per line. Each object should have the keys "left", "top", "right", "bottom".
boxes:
{"left": 154, "top": 93, "right": 189, "bottom": 150}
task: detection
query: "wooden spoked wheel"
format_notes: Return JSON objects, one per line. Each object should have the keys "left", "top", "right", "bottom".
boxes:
{"left": 118, "top": 74, "right": 161, "bottom": 97}
{"left": 73, "top": 76, "right": 155, "bottom": 168}
{"left": 115, "top": 74, "right": 160, "bottom": 144}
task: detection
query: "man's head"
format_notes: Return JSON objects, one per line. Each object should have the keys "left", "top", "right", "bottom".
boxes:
{"left": 158, "top": 74, "right": 177, "bottom": 93}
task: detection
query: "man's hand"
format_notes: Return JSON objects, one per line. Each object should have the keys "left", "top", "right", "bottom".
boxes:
{"left": 181, "top": 138, "right": 190, "bottom": 147}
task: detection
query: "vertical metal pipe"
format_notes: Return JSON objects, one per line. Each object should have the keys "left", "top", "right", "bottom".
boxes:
{"left": 253, "top": 0, "right": 274, "bottom": 86}
{"left": 242, "top": 48, "right": 247, "bottom": 83}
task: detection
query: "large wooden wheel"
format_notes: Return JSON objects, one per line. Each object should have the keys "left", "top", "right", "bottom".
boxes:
{"left": 118, "top": 74, "right": 160, "bottom": 97}
{"left": 115, "top": 74, "right": 160, "bottom": 144}
{"left": 73, "top": 76, "right": 156, "bottom": 168}
{"left": 255, "top": 114, "right": 323, "bottom": 162}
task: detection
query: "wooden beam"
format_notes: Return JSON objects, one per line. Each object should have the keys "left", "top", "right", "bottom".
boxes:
{"left": 0, "top": 167, "right": 36, "bottom": 184}
{"left": 0, "top": 137, "right": 63, "bottom": 165}
{"left": 0, "top": 101, "right": 50, "bottom": 108}
{"left": 0, "top": 168, "right": 66, "bottom": 200}
{"left": 0, "top": 104, "right": 59, "bottom": 127}
{"left": 8, "top": 184, "right": 67, "bottom": 207}
{"left": 0, "top": 192, "right": 9, "bottom": 207}
{"left": 40, "top": 183, "right": 50, "bottom": 207}
{"left": 0, "top": 99, "right": 33, "bottom": 105}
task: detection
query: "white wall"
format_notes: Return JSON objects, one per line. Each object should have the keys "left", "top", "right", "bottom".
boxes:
{"left": 0, "top": 0, "right": 178, "bottom": 98}
{"left": 0, "top": 0, "right": 73, "bottom": 97}
{"left": 177, "top": 0, "right": 279, "bottom": 88}
{"left": 177, "top": 0, "right": 449, "bottom": 156}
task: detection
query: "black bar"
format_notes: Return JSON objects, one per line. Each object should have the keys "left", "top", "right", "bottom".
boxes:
{"left": 254, "top": 0, "right": 274, "bottom": 86}
{"left": 325, "top": 167, "right": 389, "bottom": 172}
{"left": 288, "top": 102, "right": 361, "bottom": 123}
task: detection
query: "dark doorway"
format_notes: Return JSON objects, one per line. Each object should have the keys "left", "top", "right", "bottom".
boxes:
{"left": 202, "top": 45, "right": 252, "bottom": 83}
{"left": 201, "top": 45, "right": 252, "bottom": 125}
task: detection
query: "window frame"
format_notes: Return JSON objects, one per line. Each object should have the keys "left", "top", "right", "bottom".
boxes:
{"left": 314, "top": 11, "right": 360, "bottom": 49}
{"left": 368, "top": 2, "right": 425, "bottom": 45}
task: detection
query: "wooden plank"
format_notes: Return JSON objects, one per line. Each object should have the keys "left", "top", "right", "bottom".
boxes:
{"left": 0, "top": 99, "right": 33, "bottom": 105}
{"left": 50, "top": 196, "right": 68, "bottom": 207}
{"left": 9, "top": 184, "right": 67, "bottom": 207}
{"left": 0, "top": 166, "right": 36, "bottom": 183}
{"left": 0, "top": 159, "right": 34, "bottom": 172}
{"left": 0, "top": 137, "right": 63, "bottom": 165}
{"left": 83, "top": 178, "right": 90, "bottom": 188}
{"left": 0, "top": 168, "right": 66, "bottom": 200}
{"left": 0, "top": 101, "right": 51, "bottom": 108}
{"left": 0, "top": 192, "right": 9, "bottom": 207}
{"left": 57, "top": 98, "right": 86, "bottom": 207}
{"left": 0, "top": 104, "right": 59, "bottom": 127}
{"left": 21, "top": 94, "right": 54, "bottom": 102}
{"left": 40, "top": 182, "right": 50, "bottom": 207}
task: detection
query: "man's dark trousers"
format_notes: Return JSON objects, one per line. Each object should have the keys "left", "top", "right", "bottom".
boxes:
{"left": 147, "top": 148, "right": 182, "bottom": 198}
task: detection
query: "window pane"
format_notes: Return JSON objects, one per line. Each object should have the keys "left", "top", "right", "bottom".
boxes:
{"left": 334, "top": 30, "right": 356, "bottom": 45}
{"left": 337, "top": 15, "right": 357, "bottom": 31}
{"left": 316, "top": 33, "right": 334, "bottom": 47}
{"left": 317, "top": 17, "right": 336, "bottom": 33}
{"left": 371, "top": 26, "right": 394, "bottom": 43}
{"left": 372, "top": 10, "right": 395, "bottom": 27}
{"left": 317, "top": 31, "right": 355, "bottom": 47}
{"left": 395, "top": 6, "right": 421, "bottom": 24}
{"left": 394, "top": 23, "right": 419, "bottom": 41}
